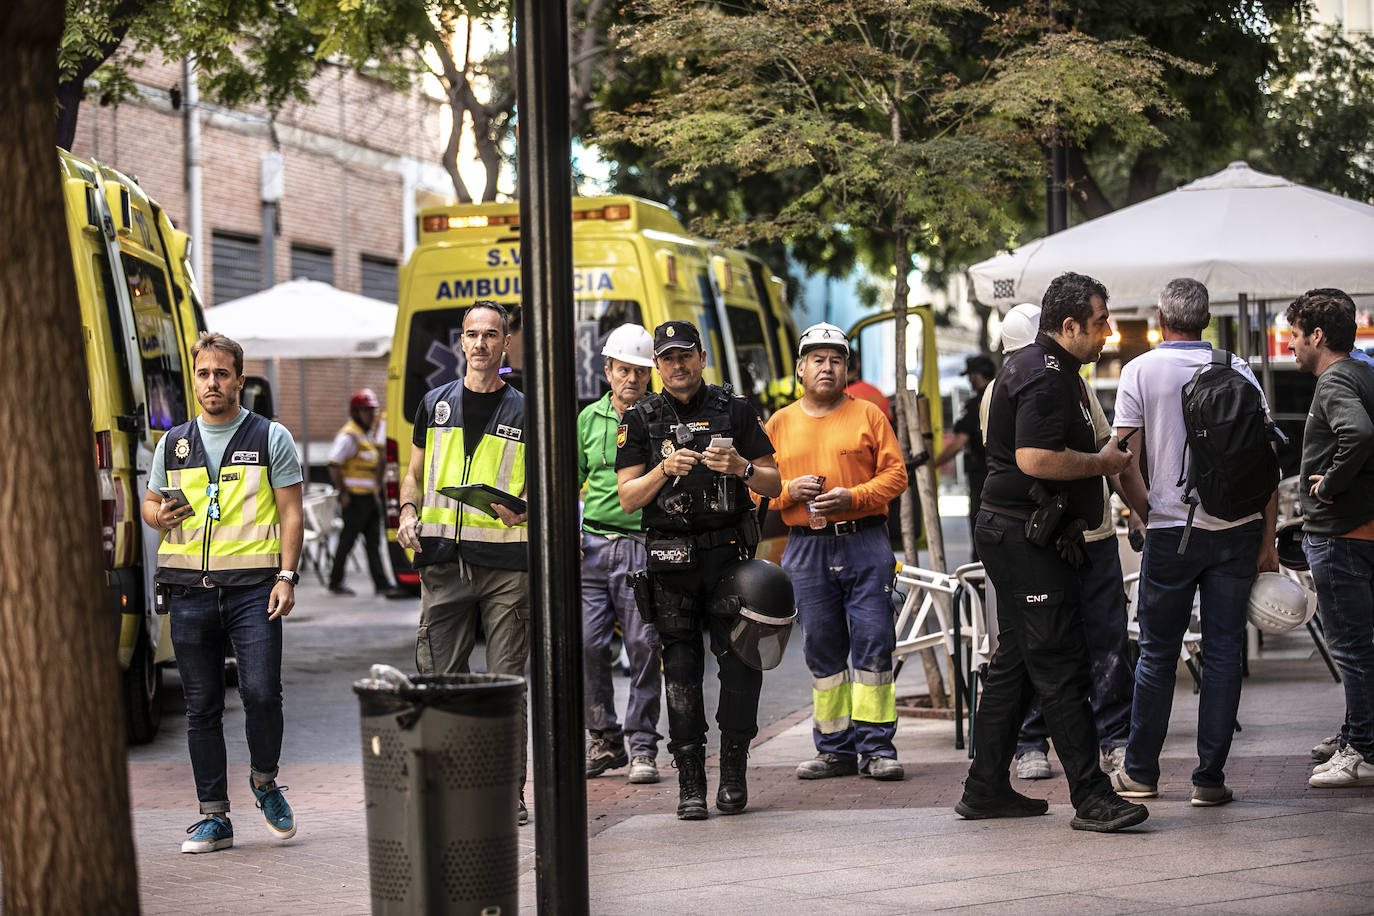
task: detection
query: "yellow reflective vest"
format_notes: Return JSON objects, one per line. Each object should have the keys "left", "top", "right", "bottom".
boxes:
{"left": 415, "top": 380, "right": 527, "bottom": 570}
{"left": 156, "top": 412, "right": 282, "bottom": 586}
{"left": 335, "top": 419, "right": 380, "bottom": 494}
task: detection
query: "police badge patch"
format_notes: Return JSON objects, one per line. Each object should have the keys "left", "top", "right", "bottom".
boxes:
{"left": 616, "top": 423, "right": 627, "bottom": 448}
{"left": 434, "top": 400, "right": 451, "bottom": 425}
{"left": 661, "top": 439, "right": 675, "bottom": 458}
{"left": 1044, "top": 355, "right": 1060, "bottom": 371}
{"left": 174, "top": 437, "right": 190, "bottom": 461}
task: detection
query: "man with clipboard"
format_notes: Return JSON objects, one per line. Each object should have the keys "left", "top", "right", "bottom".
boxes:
{"left": 397, "top": 300, "right": 531, "bottom": 824}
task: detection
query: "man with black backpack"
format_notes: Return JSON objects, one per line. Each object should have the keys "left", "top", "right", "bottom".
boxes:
{"left": 1114, "top": 278, "right": 1280, "bottom": 808}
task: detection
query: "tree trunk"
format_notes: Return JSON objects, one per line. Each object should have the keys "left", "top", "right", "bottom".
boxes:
{"left": 891, "top": 226, "right": 948, "bottom": 709}
{"left": 0, "top": 2, "right": 141, "bottom": 912}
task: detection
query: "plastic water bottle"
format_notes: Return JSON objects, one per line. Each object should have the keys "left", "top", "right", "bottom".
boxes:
{"left": 807, "top": 475, "right": 827, "bottom": 529}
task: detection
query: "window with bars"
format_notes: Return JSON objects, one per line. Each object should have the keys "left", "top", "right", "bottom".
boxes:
{"left": 211, "top": 231, "right": 262, "bottom": 304}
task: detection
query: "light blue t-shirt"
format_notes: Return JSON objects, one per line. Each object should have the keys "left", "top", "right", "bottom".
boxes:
{"left": 148, "top": 408, "right": 303, "bottom": 494}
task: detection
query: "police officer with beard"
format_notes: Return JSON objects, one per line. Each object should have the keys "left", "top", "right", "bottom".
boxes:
{"left": 955, "top": 272, "right": 1149, "bottom": 833}
{"left": 616, "top": 320, "right": 781, "bottom": 821}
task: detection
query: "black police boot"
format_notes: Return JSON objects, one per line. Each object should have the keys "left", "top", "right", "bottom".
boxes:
{"left": 716, "top": 739, "right": 750, "bottom": 814}
{"left": 674, "top": 745, "right": 709, "bottom": 821}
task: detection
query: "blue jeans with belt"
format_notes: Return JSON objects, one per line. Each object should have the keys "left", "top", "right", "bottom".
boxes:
{"left": 168, "top": 580, "right": 283, "bottom": 814}
{"left": 581, "top": 531, "right": 662, "bottom": 757}
{"left": 1125, "top": 522, "right": 1260, "bottom": 789}
{"left": 1304, "top": 533, "right": 1374, "bottom": 761}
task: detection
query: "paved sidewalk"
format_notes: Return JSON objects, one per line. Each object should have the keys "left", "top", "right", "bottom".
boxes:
{"left": 124, "top": 635, "right": 1374, "bottom": 915}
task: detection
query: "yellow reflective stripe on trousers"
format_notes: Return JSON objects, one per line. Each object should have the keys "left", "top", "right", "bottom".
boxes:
{"left": 812, "top": 670, "right": 852, "bottom": 734}
{"left": 852, "top": 668, "right": 897, "bottom": 724}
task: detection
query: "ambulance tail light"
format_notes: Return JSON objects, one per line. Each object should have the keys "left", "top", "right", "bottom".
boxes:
{"left": 421, "top": 213, "right": 520, "bottom": 233}
{"left": 95, "top": 430, "right": 116, "bottom": 568}
{"left": 656, "top": 251, "right": 678, "bottom": 286}
{"left": 384, "top": 437, "right": 401, "bottom": 530}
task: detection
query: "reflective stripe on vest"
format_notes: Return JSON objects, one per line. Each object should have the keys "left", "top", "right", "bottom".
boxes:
{"left": 337, "top": 420, "right": 380, "bottom": 493}
{"left": 156, "top": 414, "right": 281, "bottom": 585}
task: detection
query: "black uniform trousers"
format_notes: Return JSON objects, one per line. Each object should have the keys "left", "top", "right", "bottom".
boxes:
{"left": 329, "top": 494, "right": 390, "bottom": 592}
{"left": 966, "top": 510, "right": 1112, "bottom": 810}
{"left": 652, "top": 540, "right": 762, "bottom": 756}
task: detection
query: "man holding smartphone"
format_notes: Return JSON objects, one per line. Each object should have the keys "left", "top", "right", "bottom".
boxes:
{"left": 765, "top": 323, "right": 908, "bottom": 781}
{"left": 141, "top": 331, "right": 304, "bottom": 855}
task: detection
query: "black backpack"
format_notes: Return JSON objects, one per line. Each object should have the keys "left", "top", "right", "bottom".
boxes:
{"left": 1175, "top": 349, "right": 1281, "bottom": 553}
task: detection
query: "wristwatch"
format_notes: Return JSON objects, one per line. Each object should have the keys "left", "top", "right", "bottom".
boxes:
{"left": 276, "top": 570, "right": 300, "bottom": 586}
{"left": 742, "top": 461, "right": 756, "bottom": 481}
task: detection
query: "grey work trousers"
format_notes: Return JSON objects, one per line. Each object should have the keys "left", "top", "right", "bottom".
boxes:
{"left": 417, "top": 560, "right": 530, "bottom": 780}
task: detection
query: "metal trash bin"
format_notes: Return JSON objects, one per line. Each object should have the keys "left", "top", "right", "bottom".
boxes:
{"left": 354, "top": 669, "right": 525, "bottom": 915}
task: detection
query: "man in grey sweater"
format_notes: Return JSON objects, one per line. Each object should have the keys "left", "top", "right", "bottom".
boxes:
{"left": 1288, "top": 287, "right": 1374, "bottom": 788}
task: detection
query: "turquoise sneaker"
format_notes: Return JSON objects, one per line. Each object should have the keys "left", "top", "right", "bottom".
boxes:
{"left": 250, "top": 778, "right": 297, "bottom": 839}
{"left": 181, "top": 815, "right": 233, "bottom": 854}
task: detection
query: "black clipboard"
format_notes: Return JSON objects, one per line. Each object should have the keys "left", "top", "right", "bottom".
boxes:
{"left": 438, "top": 484, "right": 528, "bottom": 519}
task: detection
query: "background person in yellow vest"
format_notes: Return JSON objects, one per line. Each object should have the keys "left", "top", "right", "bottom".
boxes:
{"left": 140, "top": 332, "right": 304, "bottom": 855}
{"left": 396, "top": 299, "right": 531, "bottom": 824}
{"left": 326, "top": 389, "right": 406, "bottom": 598}
{"left": 766, "top": 323, "right": 909, "bottom": 782}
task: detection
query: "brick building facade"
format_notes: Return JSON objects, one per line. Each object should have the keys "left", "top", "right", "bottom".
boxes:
{"left": 70, "top": 54, "right": 453, "bottom": 467}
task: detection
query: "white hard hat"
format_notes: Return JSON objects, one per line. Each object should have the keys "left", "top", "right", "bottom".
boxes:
{"left": 1246, "top": 571, "right": 1316, "bottom": 633}
{"left": 1000, "top": 303, "right": 1042, "bottom": 353}
{"left": 601, "top": 324, "right": 654, "bottom": 367}
{"left": 797, "top": 322, "right": 849, "bottom": 358}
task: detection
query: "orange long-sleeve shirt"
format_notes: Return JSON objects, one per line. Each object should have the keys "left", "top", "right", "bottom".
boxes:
{"left": 765, "top": 395, "right": 908, "bottom": 527}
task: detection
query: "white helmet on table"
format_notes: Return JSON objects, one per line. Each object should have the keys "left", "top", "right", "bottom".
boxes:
{"left": 1000, "top": 303, "right": 1042, "bottom": 354}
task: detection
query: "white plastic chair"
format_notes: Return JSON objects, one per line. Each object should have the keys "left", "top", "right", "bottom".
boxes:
{"left": 1123, "top": 571, "right": 1203, "bottom": 690}
{"left": 951, "top": 562, "right": 996, "bottom": 754}
{"left": 300, "top": 483, "right": 338, "bottom": 585}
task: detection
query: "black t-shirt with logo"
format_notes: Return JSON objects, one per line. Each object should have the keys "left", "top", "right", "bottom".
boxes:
{"left": 980, "top": 333, "right": 1102, "bottom": 524}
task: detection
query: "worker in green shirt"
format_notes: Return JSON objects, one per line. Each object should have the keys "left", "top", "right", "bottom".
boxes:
{"left": 580, "top": 323, "right": 664, "bottom": 784}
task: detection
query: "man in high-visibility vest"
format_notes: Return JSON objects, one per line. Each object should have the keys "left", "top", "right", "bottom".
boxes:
{"left": 142, "top": 331, "right": 304, "bottom": 855}
{"left": 397, "top": 299, "right": 530, "bottom": 824}
{"left": 327, "top": 389, "right": 405, "bottom": 598}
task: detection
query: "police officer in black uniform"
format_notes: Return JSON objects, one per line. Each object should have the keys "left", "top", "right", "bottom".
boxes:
{"left": 616, "top": 320, "right": 781, "bottom": 821}
{"left": 955, "top": 272, "right": 1150, "bottom": 833}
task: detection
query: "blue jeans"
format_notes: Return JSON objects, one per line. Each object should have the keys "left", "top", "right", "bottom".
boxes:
{"left": 1304, "top": 534, "right": 1374, "bottom": 760}
{"left": 168, "top": 580, "right": 283, "bottom": 814}
{"left": 1126, "top": 523, "right": 1260, "bottom": 789}
{"left": 581, "top": 532, "right": 662, "bottom": 757}
{"left": 782, "top": 524, "right": 898, "bottom": 765}
{"left": 1018, "top": 535, "right": 1134, "bottom": 756}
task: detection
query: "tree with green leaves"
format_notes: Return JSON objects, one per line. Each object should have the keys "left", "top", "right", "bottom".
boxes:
{"left": 597, "top": 0, "right": 1187, "bottom": 577}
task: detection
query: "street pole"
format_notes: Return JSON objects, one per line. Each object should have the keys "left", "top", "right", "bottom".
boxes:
{"left": 512, "top": 1, "right": 588, "bottom": 913}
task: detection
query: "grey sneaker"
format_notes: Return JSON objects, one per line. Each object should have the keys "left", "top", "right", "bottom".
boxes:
{"left": 1015, "top": 750, "right": 1051, "bottom": 780}
{"left": 1109, "top": 767, "right": 1158, "bottom": 798}
{"left": 627, "top": 755, "right": 660, "bottom": 784}
{"left": 586, "top": 734, "right": 629, "bottom": 778}
{"left": 1309, "top": 746, "right": 1374, "bottom": 787}
{"left": 1311, "top": 733, "right": 1343, "bottom": 763}
{"left": 1191, "top": 784, "right": 1234, "bottom": 806}
{"left": 1100, "top": 746, "right": 1126, "bottom": 774}
{"left": 796, "top": 752, "right": 859, "bottom": 780}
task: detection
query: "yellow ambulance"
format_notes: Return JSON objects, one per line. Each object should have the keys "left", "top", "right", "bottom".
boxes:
{"left": 382, "top": 195, "right": 797, "bottom": 588}
{"left": 61, "top": 148, "right": 212, "bottom": 743}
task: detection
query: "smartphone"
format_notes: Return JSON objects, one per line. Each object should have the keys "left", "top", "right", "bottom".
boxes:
{"left": 707, "top": 437, "right": 733, "bottom": 450}
{"left": 159, "top": 486, "right": 190, "bottom": 509}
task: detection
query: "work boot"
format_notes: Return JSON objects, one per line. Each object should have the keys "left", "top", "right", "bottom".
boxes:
{"left": 586, "top": 733, "right": 629, "bottom": 778}
{"left": 674, "top": 746, "right": 709, "bottom": 821}
{"left": 716, "top": 740, "right": 750, "bottom": 814}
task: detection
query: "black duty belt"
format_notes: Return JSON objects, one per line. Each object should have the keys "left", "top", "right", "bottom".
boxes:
{"left": 981, "top": 503, "right": 1032, "bottom": 521}
{"left": 646, "top": 527, "right": 743, "bottom": 549}
{"left": 789, "top": 515, "right": 887, "bottom": 537}
{"left": 583, "top": 521, "right": 642, "bottom": 537}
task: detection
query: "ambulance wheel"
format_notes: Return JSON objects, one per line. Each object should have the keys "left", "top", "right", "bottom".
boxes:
{"left": 123, "top": 625, "right": 163, "bottom": 745}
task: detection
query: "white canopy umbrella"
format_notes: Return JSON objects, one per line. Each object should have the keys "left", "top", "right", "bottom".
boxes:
{"left": 206, "top": 278, "right": 398, "bottom": 358}
{"left": 207, "top": 279, "right": 399, "bottom": 463}
{"left": 968, "top": 162, "right": 1374, "bottom": 317}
